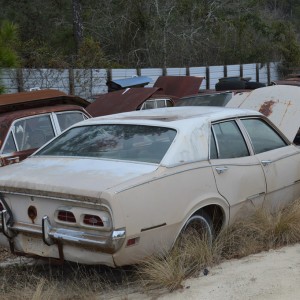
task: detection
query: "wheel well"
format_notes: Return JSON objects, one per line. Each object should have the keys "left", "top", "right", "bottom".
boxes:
{"left": 193, "top": 205, "right": 224, "bottom": 234}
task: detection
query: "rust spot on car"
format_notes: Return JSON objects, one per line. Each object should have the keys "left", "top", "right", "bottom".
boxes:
{"left": 259, "top": 100, "right": 276, "bottom": 116}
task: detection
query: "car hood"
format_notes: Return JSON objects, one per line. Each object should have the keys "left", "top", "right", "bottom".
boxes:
{"left": 227, "top": 85, "right": 300, "bottom": 142}
{"left": 0, "top": 157, "right": 158, "bottom": 201}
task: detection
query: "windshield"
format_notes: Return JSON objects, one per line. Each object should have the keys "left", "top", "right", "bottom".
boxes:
{"left": 36, "top": 124, "right": 177, "bottom": 164}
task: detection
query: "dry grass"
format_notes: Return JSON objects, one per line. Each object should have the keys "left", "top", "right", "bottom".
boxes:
{"left": 137, "top": 235, "right": 214, "bottom": 292}
{"left": 137, "top": 199, "right": 300, "bottom": 292}
{"left": 0, "top": 262, "right": 136, "bottom": 300}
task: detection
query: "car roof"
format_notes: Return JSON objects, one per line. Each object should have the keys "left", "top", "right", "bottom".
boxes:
{"left": 83, "top": 106, "right": 262, "bottom": 127}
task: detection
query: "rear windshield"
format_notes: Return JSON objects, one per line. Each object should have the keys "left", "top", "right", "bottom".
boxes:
{"left": 36, "top": 124, "right": 177, "bottom": 164}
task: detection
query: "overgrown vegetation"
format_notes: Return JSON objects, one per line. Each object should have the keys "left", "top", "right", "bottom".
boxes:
{"left": 137, "top": 199, "right": 300, "bottom": 292}
{"left": 1, "top": 199, "right": 300, "bottom": 299}
{"left": 0, "top": 20, "right": 20, "bottom": 93}
{"left": 0, "top": 0, "right": 299, "bottom": 69}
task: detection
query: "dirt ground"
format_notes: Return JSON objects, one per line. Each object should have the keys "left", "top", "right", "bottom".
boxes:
{"left": 2, "top": 245, "right": 300, "bottom": 299}
{"left": 0, "top": 246, "right": 15, "bottom": 261}
{"left": 125, "top": 244, "right": 300, "bottom": 300}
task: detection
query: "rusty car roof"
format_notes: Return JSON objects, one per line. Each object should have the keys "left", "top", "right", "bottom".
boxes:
{"left": 0, "top": 89, "right": 89, "bottom": 113}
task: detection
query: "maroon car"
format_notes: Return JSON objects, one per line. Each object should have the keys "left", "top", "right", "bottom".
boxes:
{"left": 0, "top": 89, "right": 90, "bottom": 167}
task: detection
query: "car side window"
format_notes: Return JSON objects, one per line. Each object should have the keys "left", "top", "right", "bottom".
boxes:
{"left": 14, "top": 115, "right": 55, "bottom": 151}
{"left": 56, "top": 112, "right": 86, "bottom": 132}
{"left": 241, "top": 118, "right": 287, "bottom": 154}
{"left": 2, "top": 132, "right": 17, "bottom": 154}
{"left": 212, "top": 121, "right": 249, "bottom": 159}
{"left": 142, "top": 100, "right": 155, "bottom": 110}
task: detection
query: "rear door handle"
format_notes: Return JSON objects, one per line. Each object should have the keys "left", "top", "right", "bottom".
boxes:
{"left": 261, "top": 160, "right": 272, "bottom": 166}
{"left": 215, "top": 166, "right": 228, "bottom": 174}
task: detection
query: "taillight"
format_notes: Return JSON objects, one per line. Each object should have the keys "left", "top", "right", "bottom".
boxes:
{"left": 83, "top": 214, "right": 104, "bottom": 227}
{"left": 57, "top": 210, "right": 76, "bottom": 223}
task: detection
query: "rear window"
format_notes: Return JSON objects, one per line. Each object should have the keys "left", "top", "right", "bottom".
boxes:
{"left": 36, "top": 124, "right": 177, "bottom": 164}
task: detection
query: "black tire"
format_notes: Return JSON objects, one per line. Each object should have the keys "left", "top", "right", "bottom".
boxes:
{"left": 245, "top": 81, "right": 266, "bottom": 89}
{"left": 181, "top": 211, "right": 214, "bottom": 245}
{"left": 215, "top": 80, "right": 246, "bottom": 91}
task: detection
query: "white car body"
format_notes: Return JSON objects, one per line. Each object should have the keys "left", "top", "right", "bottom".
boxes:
{"left": 0, "top": 106, "right": 299, "bottom": 267}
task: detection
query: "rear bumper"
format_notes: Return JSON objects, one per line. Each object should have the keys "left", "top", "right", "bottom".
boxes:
{"left": 0, "top": 210, "right": 126, "bottom": 265}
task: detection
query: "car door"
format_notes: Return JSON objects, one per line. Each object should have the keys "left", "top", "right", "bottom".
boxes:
{"left": 240, "top": 118, "right": 300, "bottom": 210}
{"left": 209, "top": 119, "right": 267, "bottom": 220}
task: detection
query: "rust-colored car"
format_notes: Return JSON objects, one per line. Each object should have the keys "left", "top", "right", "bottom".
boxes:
{"left": 0, "top": 89, "right": 90, "bottom": 167}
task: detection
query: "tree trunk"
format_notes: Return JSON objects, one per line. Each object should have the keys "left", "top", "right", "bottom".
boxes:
{"left": 72, "top": 0, "right": 83, "bottom": 54}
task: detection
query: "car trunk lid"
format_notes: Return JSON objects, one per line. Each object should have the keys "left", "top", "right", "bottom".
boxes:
{"left": 0, "top": 157, "right": 158, "bottom": 202}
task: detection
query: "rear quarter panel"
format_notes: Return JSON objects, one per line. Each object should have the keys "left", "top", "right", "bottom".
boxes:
{"left": 112, "top": 162, "right": 229, "bottom": 266}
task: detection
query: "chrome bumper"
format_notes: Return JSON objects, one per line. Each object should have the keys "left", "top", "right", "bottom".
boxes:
{"left": 0, "top": 210, "right": 126, "bottom": 254}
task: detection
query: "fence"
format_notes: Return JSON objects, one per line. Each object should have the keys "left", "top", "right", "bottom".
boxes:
{"left": 0, "top": 62, "right": 280, "bottom": 100}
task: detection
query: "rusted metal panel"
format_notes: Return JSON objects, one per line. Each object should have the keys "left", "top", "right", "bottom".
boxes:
{"left": 78, "top": 76, "right": 192, "bottom": 117}
{"left": 0, "top": 89, "right": 89, "bottom": 113}
{"left": 86, "top": 87, "right": 161, "bottom": 117}
{"left": 227, "top": 85, "right": 300, "bottom": 141}
{"left": 153, "top": 76, "right": 204, "bottom": 98}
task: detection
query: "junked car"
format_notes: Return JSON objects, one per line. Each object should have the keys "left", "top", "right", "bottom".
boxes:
{"left": 86, "top": 76, "right": 204, "bottom": 117}
{"left": 0, "top": 89, "right": 90, "bottom": 167}
{"left": 0, "top": 106, "right": 299, "bottom": 267}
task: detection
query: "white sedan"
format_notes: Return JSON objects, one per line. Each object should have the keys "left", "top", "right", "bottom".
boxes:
{"left": 0, "top": 106, "right": 299, "bottom": 267}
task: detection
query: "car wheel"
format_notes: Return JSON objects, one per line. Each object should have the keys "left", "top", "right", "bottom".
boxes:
{"left": 181, "top": 212, "right": 214, "bottom": 245}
